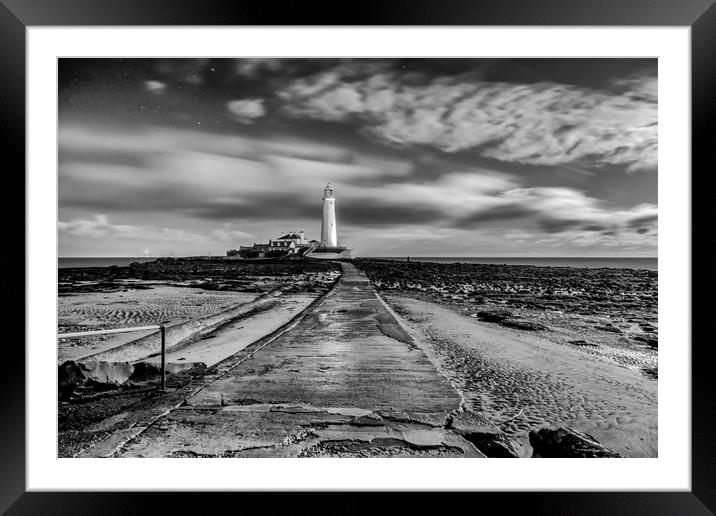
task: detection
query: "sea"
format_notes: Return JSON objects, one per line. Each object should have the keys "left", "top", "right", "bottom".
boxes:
{"left": 59, "top": 256, "right": 657, "bottom": 271}
{"left": 58, "top": 257, "right": 158, "bottom": 269}
{"left": 371, "top": 257, "right": 657, "bottom": 270}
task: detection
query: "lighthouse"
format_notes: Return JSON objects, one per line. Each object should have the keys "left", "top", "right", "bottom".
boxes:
{"left": 306, "top": 183, "right": 352, "bottom": 259}
{"left": 320, "top": 183, "right": 338, "bottom": 249}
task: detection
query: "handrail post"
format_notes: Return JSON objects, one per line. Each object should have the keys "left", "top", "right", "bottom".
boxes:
{"left": 160, "top": 325, "right": 166, "bottom": 391}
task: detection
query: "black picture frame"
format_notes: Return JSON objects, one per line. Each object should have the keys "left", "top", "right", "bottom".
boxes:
{"left": 4, "top": 0, "right": 711, "bottom": 513}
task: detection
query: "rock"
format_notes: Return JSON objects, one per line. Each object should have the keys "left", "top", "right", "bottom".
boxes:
{"left": 595, "top": 324, "right": 622, "bottom": 333}
{"left": 499, "top": 319, "right": 547, "bottom": 331}
{"left": 475, "top": 310, "right": 513, "bottom": 323}
{"left": 633, "top": 336, "right": 657, "bottom": 348}
{"left": 450, "top": 411, "right": 518, "bottom": 458}
{"left": 641, "top": 367, "right": 658, "bottom": 379}
{"left": 129, "top": 361, "right": 161, "bottom": 381}
{"left": 81, "top": 360, "right": 135, "bottom": 385}
{"left": 569, "top": 339, "right": 598, "bottom": 347}
{"left": 58, "top": 360, "right": 135, "bottom": 398}
{"left": 58, "top": 361, "right": 86, "bottom": 399}
{"left": 529, "top": 426, "right": 621, "bottom": 458}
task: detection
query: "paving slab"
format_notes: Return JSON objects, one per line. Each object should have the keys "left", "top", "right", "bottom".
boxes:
{"left": 117, "top": 263, "right": 482, "bottom": 458}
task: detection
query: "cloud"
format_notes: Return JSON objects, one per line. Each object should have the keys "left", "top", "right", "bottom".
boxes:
{"left": 233, "top": 58, "right": 288, "bottom": 79}
{"left": 226, "top": 98, "right": 266, "bottom": 123}
{"left": 58, "top": 125, "right": 417, "bottom": 215}
{"left": 58, "top": 123, "right": 657, "bottom": 258}
{"left": 211, "top": 227, "right": 254, "bottom": 242}
{"left": 278, "top": 69, "right": 657, "bottom": 172}
{"left": 58, "top": 213, "right": 262, "bottom": 256}
{"left": 145, "top": 80, "right": 167, "bottom": 93}
{"left": 627, "top": 212, "right": 658, "bottom": 228}
{"left": 456, "top": 204, "right": 536, "bottom": 227}
{"left": 154, "top": 59, "right": 207, "bottom": 85}
{"left": 58, "top": 214, "right": 136, "bottom": 238}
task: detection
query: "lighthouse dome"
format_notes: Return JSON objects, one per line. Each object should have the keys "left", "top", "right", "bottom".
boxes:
{"left": 323, "top": 183, "right": 334, "bottom": 198}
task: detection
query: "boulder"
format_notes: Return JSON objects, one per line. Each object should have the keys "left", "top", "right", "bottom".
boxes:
{"left": 58, "top": 360, "right": 135, "bottom": 399}
{"left": 633, "top": 336, "right": 658, "bottom": 348}
{"left": 58, "top": 359, "right": 203, "bottom": 398}
{"left": 499, "top": 319, "right": 547, "bottom": 331}
{"left": 595, "top": 324, "right": 622, "bottom": 334}
{"left": 450, "top": 411, "right": 518, "bottom": 458}
{"left": 476, "top": 310, "right": 513, "bottom": 324}
{"left": 529, "top": 426, "right": 621, "bottom": 458}
{"left": 81, "top": 360, "right": 135, "bottom": 385}
{"left": 58, "top": 360, "right": 87, "bottom": 399}
{"left": 569, "top": 339, "right": 598, "bottom": 347}
{"left": 130, "top": 360, "right": 206, "bottom": 381}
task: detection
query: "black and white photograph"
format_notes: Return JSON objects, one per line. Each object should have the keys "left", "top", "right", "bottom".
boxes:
{"left": 56, "top": 57, "right": 659, "bottom": 459}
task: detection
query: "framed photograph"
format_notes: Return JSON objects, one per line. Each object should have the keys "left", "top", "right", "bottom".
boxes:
{"left": 6, "top": 0, "right": 711, "bottom": 513}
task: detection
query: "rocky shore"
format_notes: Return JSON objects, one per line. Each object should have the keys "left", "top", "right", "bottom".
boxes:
{"left": 59, "top": 256, "right": 342, "bottom": 362}
{"left": 59, "top": 256, "right": 342, "bottom": 294}
{"left": 58, "top": 257, "right": 343, "bottom": 456}
{"left": 354, "top": 258, "right": 657, "bottom": 375}
{"left": 353, "top": 258, "right": 657, "bottom": 457}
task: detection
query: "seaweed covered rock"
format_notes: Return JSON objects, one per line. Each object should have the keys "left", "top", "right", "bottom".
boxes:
{"left": 475, "top": 310, "right": 513, "bottom": 323}
{"left": 499, "top": 318, "right": 547, "bottom": 331}
{"left": 58, "top": 360, "right": 135, "bottom": 397}
{"left": 529, "top": 426, "right": 621, "bottom": 458}
{"left": 450, "top": 411, "right": 519, "bottom": 458}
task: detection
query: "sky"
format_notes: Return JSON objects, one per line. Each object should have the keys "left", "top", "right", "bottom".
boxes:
{"left": 58, "top": 58, "right": 657, "bottom": 257}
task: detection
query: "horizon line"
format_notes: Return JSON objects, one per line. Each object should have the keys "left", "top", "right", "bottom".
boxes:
{"left": 58, "top": 255, "right": 658, "bottom": 259}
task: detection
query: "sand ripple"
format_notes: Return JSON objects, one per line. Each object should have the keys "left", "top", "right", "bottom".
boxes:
{"left": 59, "top": 286, "right": 257, "bottom": 329}
{"left": 386, "top": 295, "right": 657, "bottom": 458}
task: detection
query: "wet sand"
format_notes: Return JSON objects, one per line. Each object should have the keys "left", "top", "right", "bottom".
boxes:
{"left": 57, "top": 258, "right": 341, "bottom": 363}
{"left": 385, "top": 295, "right": 657, "bottom": 457}
{"left": 353, "top": 259, "right": 658, "bottom": 376}
{"left": 58, "top": 286, "right": 258, "bottom": 362}
{"left": 141, "top": 294, "right": 319, "bottom": 367}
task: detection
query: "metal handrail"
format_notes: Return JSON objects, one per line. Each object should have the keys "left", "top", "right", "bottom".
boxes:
{"left": 57, "top": 324, "right": 168, "bottom": 391}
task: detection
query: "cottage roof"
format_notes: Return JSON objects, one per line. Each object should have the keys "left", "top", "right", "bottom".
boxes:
{"left": 277, "top": 232, "right": 301, "bottom": 240}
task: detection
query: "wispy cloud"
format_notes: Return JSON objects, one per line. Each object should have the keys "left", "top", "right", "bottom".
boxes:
{"left": 278, "top": 68, "right": 657, "bottom": 172}
{"left": 58, "top": 123, "right": 657, "bottom": 253}
{"left": 226, "top": 98, "right": 266, "bottom": 123}
{"left": 58, "top": 57, "right": 658, "bottom": 257}
{"left": 145, "top": 80, "right": 167, "bottom": 93}
{"left": 58, "top": 214, "right": 136, "bottom": 238}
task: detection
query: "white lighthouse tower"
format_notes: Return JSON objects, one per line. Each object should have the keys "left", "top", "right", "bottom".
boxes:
{"left": 320, "top": 183, "right": 338, "bottom": 249}
{"left": 307, "top": 183, "right": 352, "bottom": 259}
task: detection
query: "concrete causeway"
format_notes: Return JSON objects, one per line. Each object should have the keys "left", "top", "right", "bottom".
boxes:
{"left": 116, "top": 263, "right": 486, "bottom": 457}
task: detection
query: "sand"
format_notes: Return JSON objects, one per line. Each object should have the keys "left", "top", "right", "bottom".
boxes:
{"left": 142, "top": 294, "right": 319, "bottom": 367}
{"left": 384, "top": 295, "right": 657, "bottom": 458}
{"left": 58, "top": 286, "right": 258, "bottom": 362}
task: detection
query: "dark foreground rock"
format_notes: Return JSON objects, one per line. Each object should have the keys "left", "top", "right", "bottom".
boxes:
{"left": 475, "top": 310, "right": 513, "bottom": 323}
{"left": 499, "top": 318, "right": 547, "bottom": 331}
{"left": 472, "top": 311, "right": 546, "bottom": 331}
{"left": 569, "top": 339, "right": 598, "bottom": 347}
{"left": 450, "top": 411, "right": 519, "bottom": 457}
{"left": 59, "top": 360, "right": 204, "bottom": 399}
{"left": 529, "top": 426, "right": 622, "bottom": 458}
